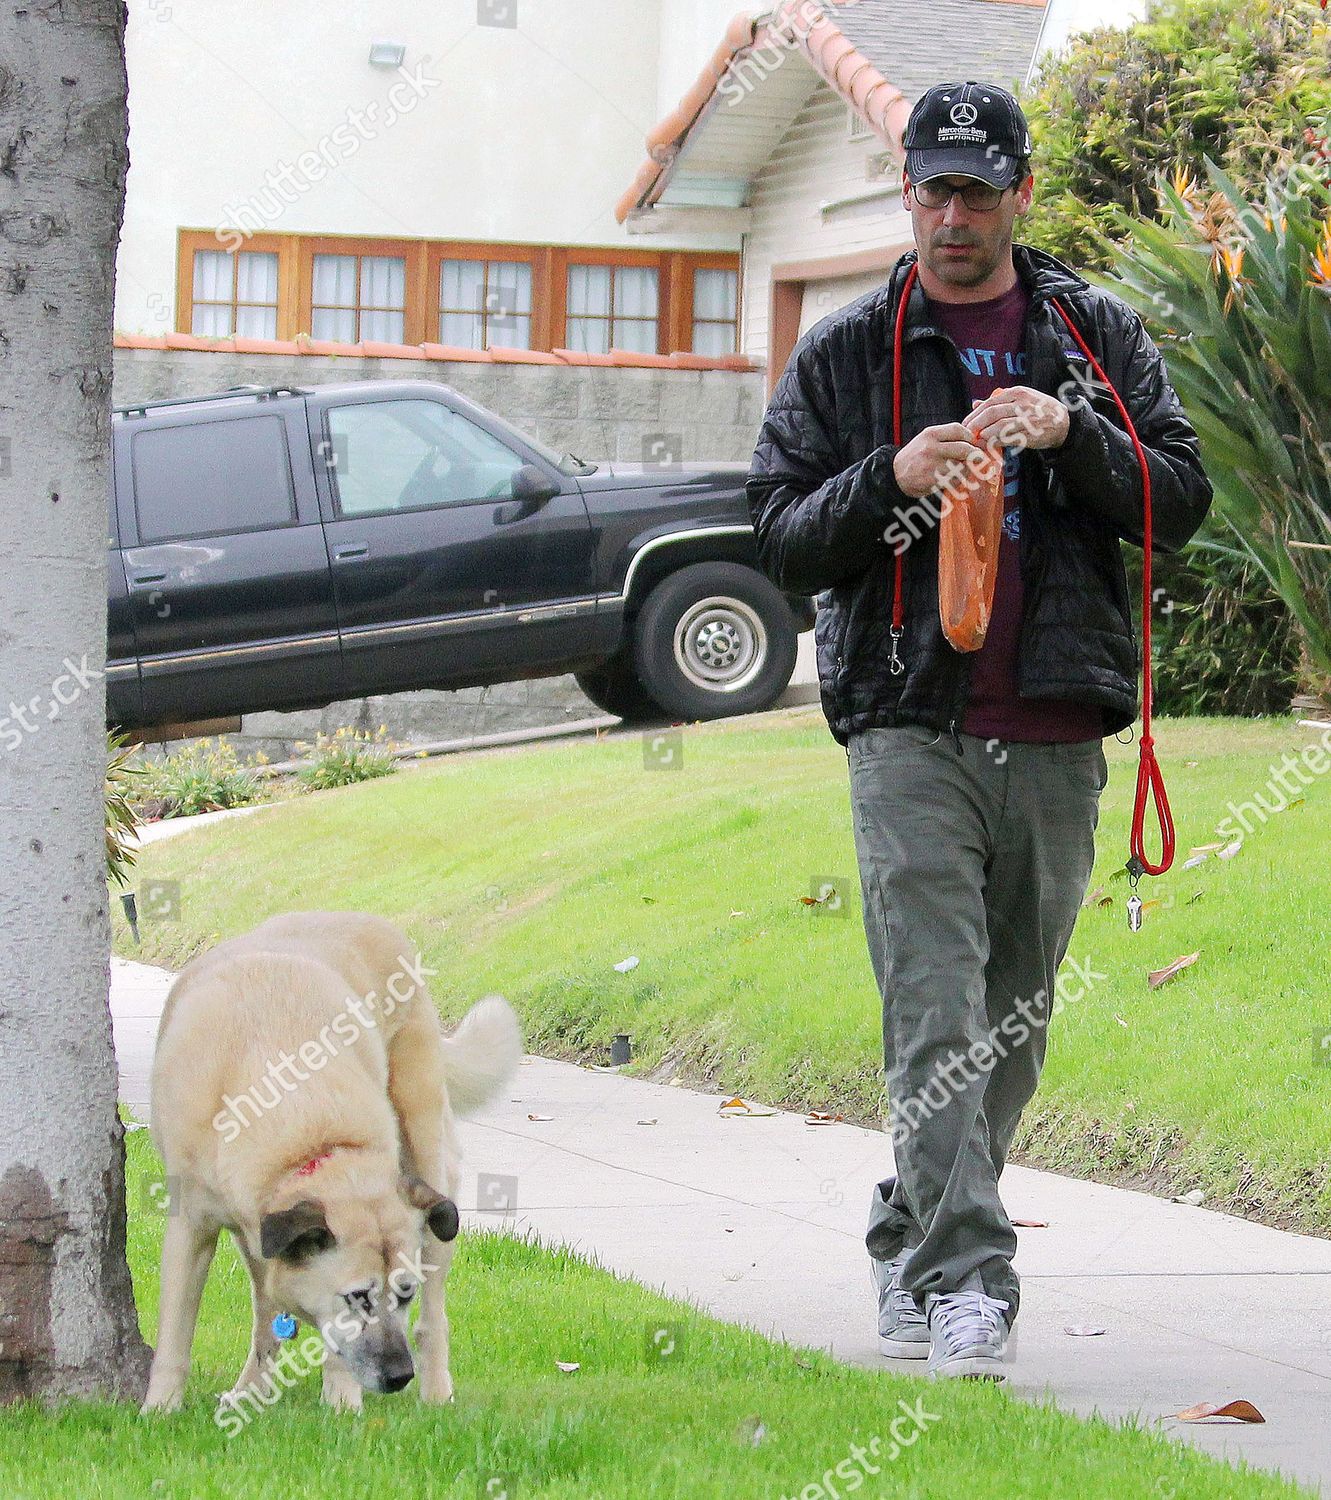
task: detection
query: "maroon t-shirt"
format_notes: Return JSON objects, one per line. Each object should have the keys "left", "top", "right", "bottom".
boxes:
{"left": 927, "top": 280, "right": 1104, "bottom": 744}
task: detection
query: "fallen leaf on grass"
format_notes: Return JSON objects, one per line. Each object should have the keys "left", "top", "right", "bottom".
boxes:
{"left": 555, "top": 1361, "right": 581, "bottom": 1374}
{"left": 1171, "top": 1188, "right": 1206, "bottom": 1205}
{"left": 804, "top": 1110, "right": 843, "bottom": 1125}
{"left": 1274, "top": 798, "right": 1304, "bottom": 813}
{"left": 640, "top": 895, "right": 656, "bottom": 904}
{"left": 1084, "top": 886, "right": 1113, "bottom": 908}
{"left": 1169, "top": 1399, "right": 1264, "bottom": 1424}
{"left": 1191, "top": 843, "right": 1224, "bottom": 853}
{"left": 1063, "top": 1325, "right": 1107, "bottom": 1337}
{"left": 1182, "top": 854, "right": 1209, "bottom": 870}
{"left": 719, "top": 1096, "right": 778, "bottom": 1117}
{"left": 613, "top": 955, "right": 639, "bottom": 972}
{"left": 1114, "top": 1014, "right": 1130, "bottom": 1027}
{"left": 1186, "top": 891, "right": 1205, "bottom": 905}
{"left": 1216, "top": 839, "right": 1243, "bottom": 860}
{"left": 1012, "top": 1218, "right": 1049, "bottom": 1228}
{"left": 1184, "top": 760, "right": 1198, "bottom": 768}
{"left": 729, "top": 909, "right": 746, "bottom": 917}
{"left": 798, "top": 891, "right": 839, "bottom": 907}
{"left": 1149, "top": 951, "right": 1200, "bottom": 989}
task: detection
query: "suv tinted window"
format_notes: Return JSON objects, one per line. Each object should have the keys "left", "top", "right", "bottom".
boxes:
{"left": 326, "top": 399, "right": 525, "bottom": 517}
{"left": 132, "top": 415, "right": 297, "bottom": 543}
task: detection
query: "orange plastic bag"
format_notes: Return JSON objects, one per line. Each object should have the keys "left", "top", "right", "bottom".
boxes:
{"left": 938, "top": 444, "right": 1004, "bottom": 652}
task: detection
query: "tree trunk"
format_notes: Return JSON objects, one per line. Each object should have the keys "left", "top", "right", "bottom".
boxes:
{"left": 0, "top": 0, "right": 149, "bottom": 1402}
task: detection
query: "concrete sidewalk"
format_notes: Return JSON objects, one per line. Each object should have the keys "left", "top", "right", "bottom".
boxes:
{"left": 112, "top": 954, "right": 1329, "bottom": 1496}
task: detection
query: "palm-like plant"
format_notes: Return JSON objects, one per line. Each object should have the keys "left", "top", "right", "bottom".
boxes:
{"left": 1094, "top": 124, "right": 1331, "bottom": 696}
{"left": 106, "top": 727, "right": 148, "bottom": 887}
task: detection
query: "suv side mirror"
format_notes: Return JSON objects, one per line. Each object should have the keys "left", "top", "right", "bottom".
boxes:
{"left": 495, "top": 464, "right": 561, "bottom": 526}
{"left": 510, "top": 464, "right": 560, "bottom": 507}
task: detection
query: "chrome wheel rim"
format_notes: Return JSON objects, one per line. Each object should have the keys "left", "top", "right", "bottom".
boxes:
{"left": 672, "top": 596, "right": 767, "bottom": 694}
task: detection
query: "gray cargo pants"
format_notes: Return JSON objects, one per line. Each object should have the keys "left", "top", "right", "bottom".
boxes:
{"left": 847, "top": 722, "right": 1106, "bottom": 1325}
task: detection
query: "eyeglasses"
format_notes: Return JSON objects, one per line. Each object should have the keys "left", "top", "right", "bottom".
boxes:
{"left": 909, "top": 178, "right": 1009, "bottom": 212}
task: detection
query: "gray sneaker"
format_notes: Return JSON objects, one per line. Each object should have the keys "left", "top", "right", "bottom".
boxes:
{"left": 925, "top": 1282, "right": 1011, "bottom": 1380}
{"left": 869, "top": 1254, "right": 929, "bottom": 1359}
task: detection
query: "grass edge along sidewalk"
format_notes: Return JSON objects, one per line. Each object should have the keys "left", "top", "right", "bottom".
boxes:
{"left": 110, "top": 712, "right": 1331, "bottom": 1237}
{"left": 0, "top": 1130, "right": 1309, "bottom": 1500}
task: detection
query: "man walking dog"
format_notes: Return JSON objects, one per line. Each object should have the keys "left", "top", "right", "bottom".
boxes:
{"left": 746, "top": 81, "right": 1212, "bottom": 1379}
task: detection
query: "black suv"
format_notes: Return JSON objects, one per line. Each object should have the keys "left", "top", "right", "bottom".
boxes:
{"left": 106, "top": 381, "right": 813, "bottom": 733}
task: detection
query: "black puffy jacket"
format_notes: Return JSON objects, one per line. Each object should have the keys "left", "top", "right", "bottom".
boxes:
{"left": 745, "top": 242, "right": 1213, "bottom": 749}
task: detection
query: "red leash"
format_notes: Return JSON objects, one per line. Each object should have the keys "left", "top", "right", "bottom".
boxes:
{"left": 889, "top": 264, "right": 1175, "bottom": 894}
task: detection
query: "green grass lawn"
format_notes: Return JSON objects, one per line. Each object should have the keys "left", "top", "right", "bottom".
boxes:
{"left": 0, "top": 1128, "right": 1307, "bottom": 1499}
{"left": 112, "top": 709, "right": 1331, "bottom": 1232}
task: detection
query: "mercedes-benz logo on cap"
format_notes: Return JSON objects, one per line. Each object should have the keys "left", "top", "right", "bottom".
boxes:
{"left": 950, "top": 102, "right": 978, "bottom": 127}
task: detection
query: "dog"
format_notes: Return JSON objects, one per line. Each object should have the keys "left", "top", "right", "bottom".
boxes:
{"left": 140, "top": 911, "right": 522, "bottom": 1415}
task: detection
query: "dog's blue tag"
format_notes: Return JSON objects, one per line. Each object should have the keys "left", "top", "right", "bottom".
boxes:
{"left": 272, "top": 1312, "right": 297, "bottom": 1340}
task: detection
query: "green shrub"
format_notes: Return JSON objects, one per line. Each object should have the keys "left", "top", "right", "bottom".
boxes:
{"left": 294, "top": 725, "right": 399, "bottom": 791}
{"left": 132, "top": 735, "right": 265, "bottom": 818}
{"left": 1023, "top": 0, "right": 1331, "bottom": 275}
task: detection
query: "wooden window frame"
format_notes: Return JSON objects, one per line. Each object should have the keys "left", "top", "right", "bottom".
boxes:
{"left": 175, "top": 231, "right": 739, "bottom": 355}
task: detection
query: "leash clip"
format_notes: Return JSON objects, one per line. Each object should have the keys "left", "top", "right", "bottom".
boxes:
{"left": 888, "top": 625, "right": 905, "bottom": 676}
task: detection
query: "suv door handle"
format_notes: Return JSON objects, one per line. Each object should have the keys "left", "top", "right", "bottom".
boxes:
{"left": 130, "top": 571, "right": 167, "bottom": 585}
{"left": 333, "top": 544, "right": 369, "bottom": 562}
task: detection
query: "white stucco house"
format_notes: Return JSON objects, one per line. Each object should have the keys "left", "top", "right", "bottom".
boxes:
{"left": 615, "top": 0, "right": 1152, "bottom": 389}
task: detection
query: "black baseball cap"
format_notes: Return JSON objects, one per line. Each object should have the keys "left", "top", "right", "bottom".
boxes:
{"left": 903, "top": 81, "right": 1033, "bottom": 189}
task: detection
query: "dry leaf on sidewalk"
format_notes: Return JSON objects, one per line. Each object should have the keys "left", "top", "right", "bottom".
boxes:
{"left": 804, "top": 1110, "right": 843, "bottom": 1125}
{"left": 1149, "top": 952, "right": 1200, "bottom": 989}
{"left": 719, "top": 1096, "right": 778, "bottom": 1117}
{"left": 1012, "top": 1218, "right": 1048, "bottom": 1228}
{"left": 637, "top": 1118, "right": 658, "bottom": 1125}
{"left": 1063, "top": 1325, "right": 1107, "bottom": 1337}
{"left": 1170, "top": 1399, "right": 1265, "bottom": 1424}
{"left": 527, "top": 1113, "right": 554, "bottom": 1122}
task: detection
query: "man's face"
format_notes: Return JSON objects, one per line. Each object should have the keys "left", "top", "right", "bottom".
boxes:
{"left": 904, "top": 170, "right": 1034, "bottom": 290}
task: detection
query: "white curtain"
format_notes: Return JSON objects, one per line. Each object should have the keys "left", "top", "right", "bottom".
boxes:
{"left": 612, "top": 266, "right": 658, "bottom": 353}
{"left": 191, "top": 250, "right": 232, "bottom": 336}
{"left": 567, "top": 264, "right": 611, "bottom": 353}
{"left": 311, "top": 254, "right": 358, "bottom": 342}
{"left": 234, "top": 252, "right": 278, "bottom": 338}
{"left": 440, "top": 259, "right": 485, "bottom": 347}
{"left": 359, "top": 256, "right": 405, "bottom": 343}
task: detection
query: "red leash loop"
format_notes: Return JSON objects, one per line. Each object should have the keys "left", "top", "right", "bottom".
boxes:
{"left": 887, "top": 263, "right": 1175, "bottom": 878}
{"left": 1049, "top": 299, "right": 1175, "bottom": 876}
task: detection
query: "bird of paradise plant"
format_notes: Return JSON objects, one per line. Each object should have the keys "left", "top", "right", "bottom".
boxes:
{"left": 1096, "top": 121, "right": 1331, "bottom": 697}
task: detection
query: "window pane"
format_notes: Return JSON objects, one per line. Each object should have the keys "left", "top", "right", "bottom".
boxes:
{"left": 193, "top": 250, "right": 231, "bottom": 303}
{"left": 237, "top": 251, "right": 279, "bottom": 305}
{"left": 311, "top": 307, "right": 357, "bottom": 342}
{"left": 440, "top": 309, "right": 483, "bottom": 348}
{"left": 486, "top": 261, "right": 531, "bottom": 347}
{"left": 612, "top": 318, "right": 657, "bottom": 355}
{"left": 567, "top": 264, "right": 610, "bottom": 318}
{"left": 566, "top": 316, "right": 609, "bottom": 355}
{"left": 692, "top": 320, "right": 735, "bottom": 357}
{"left": 488, "top": 314, "right": 531, "bottom": 350}
{"left": 441, "top": 259, "right": 485, "bottom": 313}
{"left": 133, "top": 416, "right": 296, "bottom": 543}
{"left": 327, "top": 399, "right": 525, "bottom": 516}
{"left": 359, "top": 307, "right": 405, "bottom": 344}
{"left": 694, "top": 268, "right": 737, "bottom": 321}
{"left": 192, "top": 302, "right": 233, "bottom": 337}
{"left": 235, "top": 304, "right": 279, "bottom": 339}
{"left": 360, "top": 255, "right": 405, "bottom": 310}
{"left": 313, "top": 254, "right": 357, "bottom": 308}
{"left": 614, "top": 266, "right": 658, "bottom": 319}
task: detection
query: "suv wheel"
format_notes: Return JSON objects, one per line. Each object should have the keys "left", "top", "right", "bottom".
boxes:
{"left": 631, "top": 562, "right": 798, "bottom": 721}
{"left": 574, "top": 652, "right": 662, "bottom": 722}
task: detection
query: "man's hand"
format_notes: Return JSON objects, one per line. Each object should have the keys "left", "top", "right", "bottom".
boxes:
{"left": 964, "top": 386, "right": 1070, "bottom": 453}
{"left": 891, "top": 422, "right": 990, "bottom": 500}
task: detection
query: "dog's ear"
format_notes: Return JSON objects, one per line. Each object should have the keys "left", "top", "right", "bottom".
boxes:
{"left": 400, "top": 1175, "right": 460, "bottom": 1243}
{"left": 260, "top": 1199, "right": 335, "bottom": 1261}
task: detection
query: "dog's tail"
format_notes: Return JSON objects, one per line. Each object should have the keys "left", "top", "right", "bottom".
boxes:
{"left": 440, "top": 994, "right": 524, "bottom": 1117}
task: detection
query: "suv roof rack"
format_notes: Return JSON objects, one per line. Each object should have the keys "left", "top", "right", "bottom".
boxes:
{"left": 114, "top": 384, "right": 311, "bottom": 418}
